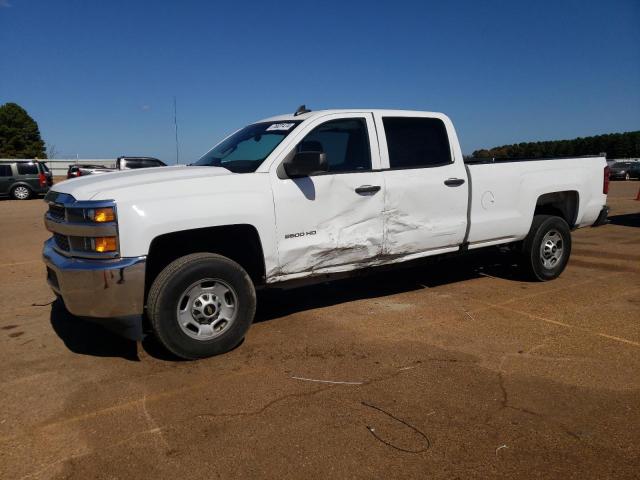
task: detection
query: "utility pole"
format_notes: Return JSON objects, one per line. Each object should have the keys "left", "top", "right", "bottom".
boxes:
{"left": 173, "top": 96, "right": 180, "bottom": 165}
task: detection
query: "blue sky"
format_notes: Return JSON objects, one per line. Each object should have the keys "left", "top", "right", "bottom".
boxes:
{"left": 1, "top": 0, "right": 638, "bottom": 162}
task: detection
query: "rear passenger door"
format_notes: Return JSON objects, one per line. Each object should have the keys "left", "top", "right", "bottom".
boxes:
{"left": 375, "top": 113, "right": 468, "bottom": 256}
{"left": 16, "top": 162, "right": 40, "bottom": 190}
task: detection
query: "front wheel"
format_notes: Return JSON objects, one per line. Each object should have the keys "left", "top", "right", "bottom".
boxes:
{"left": 521, "top": 215, "right": 572, "bottom": 281}
{"left": 146, "top": 253, "right": 256, "bottom": 359}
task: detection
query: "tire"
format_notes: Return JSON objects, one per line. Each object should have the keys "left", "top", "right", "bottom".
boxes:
{"left": 11, "top": 185, "right": 32, "bottom": 200}
{"left": 521, "top": 215, "right": 572, "bottom": 281}
{"left": 146, "top": 253, "right": 256, "bottom": 359}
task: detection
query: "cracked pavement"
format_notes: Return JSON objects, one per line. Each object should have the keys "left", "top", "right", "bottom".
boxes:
{"left": 0, "top": 181, "right": 639, "bottom": 479}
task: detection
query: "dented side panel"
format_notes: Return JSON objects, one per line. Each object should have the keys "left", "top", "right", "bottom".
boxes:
{"left": 373, "top": 111, "right": 469, "bottom": 256}
{"left": 381, "top": 165, "right": 468, "bottom": 254}
{"left": 269, "top": 112, "right": 386, "bottom": 277}
{"left": 270, "top": 172, "right": 385, "bottom": 276}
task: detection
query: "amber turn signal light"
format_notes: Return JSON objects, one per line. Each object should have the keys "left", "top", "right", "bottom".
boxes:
{"left": 93, "top": 237, "right": 117, "bottom": 253}
{"left": 91, "top": 207, "right": 116, "bottom": 223}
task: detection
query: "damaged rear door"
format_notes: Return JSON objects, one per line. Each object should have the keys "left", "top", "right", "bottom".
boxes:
{"left": 375, "top": 113, "right": 468, "bottom": 256}
{"left": 270, "top": 113, "right": 384, "bottom": 276}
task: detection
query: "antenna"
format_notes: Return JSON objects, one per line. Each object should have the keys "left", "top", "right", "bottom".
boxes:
{"left": 294, "top": 104, "right": 311, "bottom": 116}
{"left": 173, "top": 96, "right": 180, "bottom": 164}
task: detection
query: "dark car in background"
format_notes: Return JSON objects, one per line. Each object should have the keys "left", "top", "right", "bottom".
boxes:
{"left": 0, "top": 160, "right": 52, "bottom": 200}
{"left": 116, "top": 156, "right": 166, "bottom": 170}
{"left": 609, "top": 161, "right": 640, "bottom": 180}
{"left": 65, "top": 157, "right": 167, "bottom": 179}
{"left": 66, "top": 164, "right": 113, "bottom": 178}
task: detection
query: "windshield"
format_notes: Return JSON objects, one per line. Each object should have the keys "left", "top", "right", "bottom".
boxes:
{"left": 193, "top": 121, "right": 301, "bottom": 173}
{"left": 612, "top": 162, "right": 632, "bottom": 168}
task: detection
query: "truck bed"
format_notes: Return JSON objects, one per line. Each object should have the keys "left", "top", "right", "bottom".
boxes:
{"left": 464, "top": 155, "right": 607, "bottom": 248}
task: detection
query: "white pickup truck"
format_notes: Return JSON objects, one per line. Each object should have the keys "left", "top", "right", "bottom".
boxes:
{"left": 43, "top": 108, "right": 609, "bottom": 359}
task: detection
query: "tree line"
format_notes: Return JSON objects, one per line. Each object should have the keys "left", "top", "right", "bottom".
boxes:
{"left": 472, "top": 131, "right": 640, "bottom": 160}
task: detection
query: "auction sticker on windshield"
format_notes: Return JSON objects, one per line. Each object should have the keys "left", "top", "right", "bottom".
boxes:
{"left": 266, "top": 123, "right": 296, "bottom": 131}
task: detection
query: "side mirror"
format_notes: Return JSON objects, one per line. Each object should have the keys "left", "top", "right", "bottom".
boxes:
{"left": 283, "top": 151, "right": 328, "bottom": 178}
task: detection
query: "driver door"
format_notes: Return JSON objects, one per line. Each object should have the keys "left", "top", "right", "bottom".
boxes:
{"left": 270, "top": 113, "right": 385, "bottom": 277}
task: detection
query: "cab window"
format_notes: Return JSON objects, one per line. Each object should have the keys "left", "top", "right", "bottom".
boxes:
{"left": 383, "top": 117, "right": 452, "bottom": 169}
{"left": 296, "top": 118, "right": 371, "bottom": 173}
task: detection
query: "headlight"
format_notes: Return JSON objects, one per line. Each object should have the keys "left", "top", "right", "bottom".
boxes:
{"left": 45, "top": 196, "right": 120, "bottom": 258}
{"left": 87, "top": 207, "right": 116, "bottom": 223}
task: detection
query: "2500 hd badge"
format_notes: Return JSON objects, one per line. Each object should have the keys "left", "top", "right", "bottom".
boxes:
{"left": 285, "top": 230, "right": 317, "bottom": 239}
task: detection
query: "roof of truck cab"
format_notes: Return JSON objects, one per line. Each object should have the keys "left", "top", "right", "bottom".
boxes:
{"left": 258, "top": 109, "right": 446, "bottom": 123}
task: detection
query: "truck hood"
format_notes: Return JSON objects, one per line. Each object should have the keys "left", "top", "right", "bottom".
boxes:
{"left": 52, "top": 166, "right": 233, "bottom": 200}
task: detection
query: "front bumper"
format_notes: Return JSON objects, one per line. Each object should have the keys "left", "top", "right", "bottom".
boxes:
{"left": 43, "top": 238, "right": 146, "bottom": 318}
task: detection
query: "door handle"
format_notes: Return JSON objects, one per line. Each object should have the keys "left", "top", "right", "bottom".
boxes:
{"left": 444, "top": 178, "right": 465, "bottom": 187}
{"left": 355, "top": 185, "right": 381, "bottom": 195}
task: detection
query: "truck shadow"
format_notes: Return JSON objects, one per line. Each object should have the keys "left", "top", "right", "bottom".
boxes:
{"left": 255, "top": 249, "right": 523, "bottom": 323}
{"left": 50, "top": 300, "right": 143, "bottom": 361}
{"left": 607, "top": 213, "right": 640, "bottom": 228}
{"left": 49, "top": 248, "right": 525, "bottom": 361}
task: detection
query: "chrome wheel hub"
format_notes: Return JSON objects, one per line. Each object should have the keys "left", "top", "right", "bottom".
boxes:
{"left": 540, "top": 230, "right": 564, "bottom": 269}
{"left": 177, "top": 279, "right": 238, "bottom": 340}
{"left": 14, "top": 186, "right": 29, "bottom": 199}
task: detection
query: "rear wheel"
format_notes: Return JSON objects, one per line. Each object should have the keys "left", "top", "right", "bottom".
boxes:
{"left": 146, "top": 253, "right": 256, "bottom": 359}
{"left": 521, "top": 215, "right": 571, "bottom": 281}
{"left": 11, "top": 185, "right": 32, "bottom": 200}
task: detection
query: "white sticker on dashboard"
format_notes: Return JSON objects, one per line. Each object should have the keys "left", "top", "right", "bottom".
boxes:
{"left": 266, "top": 123, "right": 295, "bottom": 131}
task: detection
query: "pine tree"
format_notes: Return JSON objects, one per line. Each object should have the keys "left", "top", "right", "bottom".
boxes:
{"left": 0, "top": 103, "right": 47, "bottom": 158}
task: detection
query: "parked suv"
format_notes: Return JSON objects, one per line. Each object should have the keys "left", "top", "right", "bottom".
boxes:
{"left": 0, "top": 160, "right": 52, "bottom": 200}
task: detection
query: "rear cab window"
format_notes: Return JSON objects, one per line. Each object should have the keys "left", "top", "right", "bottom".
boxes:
{"left": 0, "top": 164, "right": 13, "bottom": 176}
{"left": 382, "top": 117, "right": 452, "bottom": 169}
